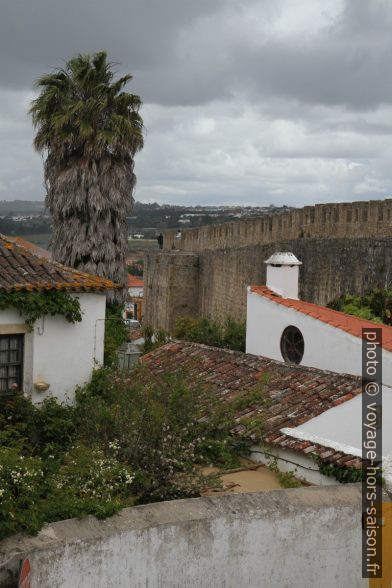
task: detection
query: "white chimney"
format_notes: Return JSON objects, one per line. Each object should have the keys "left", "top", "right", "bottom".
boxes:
{"left": 265, "top": 252, "right": 302, "bottom": 299}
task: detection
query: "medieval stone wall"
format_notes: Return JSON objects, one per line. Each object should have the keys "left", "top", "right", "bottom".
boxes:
{"left": 144, "top": 251, "right": 199, "bottom": 331}
{"left": 146, "top": 237, "right": 392, "bottom": 329}
{"left": 145, "top": 199, "right": 392, "bottom": 331}
{"left": 163, "top": 199, "right": 392, "bottom": 251}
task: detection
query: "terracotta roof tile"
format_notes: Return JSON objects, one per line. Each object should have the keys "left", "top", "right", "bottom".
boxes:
{"left": 6, "top": 237, "right": 52, "bottom": 261}
{"left": 127, "top": 274, "right": 144, "bottom": 288}
{"left": 142, "top": 341, "right": 363, "bottom": 469}
{"left": 0, "top": 234, "right": 120, "bottom": 292}
{"left": 250, "top": 285, "right": 392, "bottom": 352}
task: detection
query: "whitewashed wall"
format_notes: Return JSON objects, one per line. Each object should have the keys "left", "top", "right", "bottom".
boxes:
{"left": 246, "top": 290, "right": 392, "bottom": 386}
{"left": 128, "top": 286, "right": 143, "bottom": 297}
{"left": 0, "top": 292, "right": 106, "bottom": 404}
{"left": 0, "top": 486, "right": 366, "bottom": 588}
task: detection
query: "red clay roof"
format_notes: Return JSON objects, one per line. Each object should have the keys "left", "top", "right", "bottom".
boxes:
{"left": 142, "top": 341, "right": 363, "bottom": 469}
{"left": 250, "top": 285, "right": 392, "bottom": 353}
{"left": 6, "top": 237, "right": 52, "bottom": 261}
{"left": 0, "top": 234, "right": 120, "bottom": 292}
{"left": 128, "top": 274, "right": 144, "bottom": 288}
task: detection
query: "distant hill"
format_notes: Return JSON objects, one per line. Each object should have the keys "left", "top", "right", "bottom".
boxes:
{"left": 0, "top": 200, "right": 294, "bottom": 242}
{"left": 0, "top": 200, "right": 45, "bottom": 214}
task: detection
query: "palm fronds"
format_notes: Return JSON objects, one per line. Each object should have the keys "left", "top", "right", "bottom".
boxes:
{"left": 30, "top": 52, "right": 144, "bottom": 301}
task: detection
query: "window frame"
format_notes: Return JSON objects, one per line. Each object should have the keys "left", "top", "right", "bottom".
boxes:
{"left": 0, "top": 334, "right": 24, "bottom": 394}
{"left": 280, "top": 325, "right": 305, "bottom": 365}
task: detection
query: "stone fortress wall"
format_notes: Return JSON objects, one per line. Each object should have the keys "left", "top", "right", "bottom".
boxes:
{"left": 163, "top": 199, "right": 392, "bottom": 251}
{"left": 145, "top": 199, "right": 392, "bottom": 331}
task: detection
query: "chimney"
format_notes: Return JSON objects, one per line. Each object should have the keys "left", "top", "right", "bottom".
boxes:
{"left": 265, "top": 252, "right": 302, "bottom": 299}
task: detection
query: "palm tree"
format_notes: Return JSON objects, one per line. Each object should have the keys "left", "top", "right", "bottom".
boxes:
{"left": 30, "top": 51, "right": 144, "bottom": 301}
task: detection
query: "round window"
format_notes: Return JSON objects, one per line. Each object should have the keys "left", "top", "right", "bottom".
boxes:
{"left": 280, "top": 326, "right": 304, "bottom": 364}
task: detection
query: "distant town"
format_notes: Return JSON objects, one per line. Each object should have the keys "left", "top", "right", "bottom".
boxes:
{"left": 0, "top": 199, "right": 294, "bottom": 248}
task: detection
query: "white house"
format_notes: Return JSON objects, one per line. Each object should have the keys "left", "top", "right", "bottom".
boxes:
{"left": 244, "top": 251, "right": 392, "bottom": 487}
{"left": 141, "top": 252, "right": 392, "bottom": 489}
{"left": 122, "top": 274, "right": 144, "bottom": 322}
{"left": 127, "top": 274, "right": 144, "bottom": 298}
{"left": 0, "top": 235, "right": 118, "bottom": 405}
{"left": 246, "top": 251, "right": 392, "bottom": 386}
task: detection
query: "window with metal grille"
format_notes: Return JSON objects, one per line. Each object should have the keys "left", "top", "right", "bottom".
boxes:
{"left": 0, "top": 335, "right": 24, "bottom": 393}
{"left": 280, "top": 326, "right": 304, "bottom": 365}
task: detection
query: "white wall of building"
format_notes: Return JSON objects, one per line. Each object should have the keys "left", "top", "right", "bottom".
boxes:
{"left": 246, "top": 290, "right": 392, "bottom": 386}
{"left": 266, "top": 264, "right": 300, "bottom": 299}
{"left": 0, "top": 292, "right": 106, "bottom": 405}
{"left": 128, "top": 286, "right": 143, "bottom": 298}
{"left": 32, "top": 293, "right": 106, "bottom": 404}
{"left": 279, "top": 387, "right": 392, "bottom": 488}
{"left": 282, "top": 388, "right": 392, "bottom": 457}
{"left": 250, "top": 446, "right": 339, "bottom": 486}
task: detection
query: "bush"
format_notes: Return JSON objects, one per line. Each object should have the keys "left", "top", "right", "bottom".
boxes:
{"left": 75, "top": 366, "right": 253, "bottom": 501}
{"left": 327, "top": 289, "right": 392, "bottom": 325}
{"left": 104, "top": 304, "right": 128, "bottom": 365}
{"left": 42, "top": 444, "right": 135, "bottom": 522}
{"left": 0, "top": 395, "right": 76, "bottom": 457}
{"left": 142, "top": 325, "right": 170, "bottom": 354}
{"left": 0, "top": 364, "right": 265, "bottom": 538}
{"left": 0, "top": 448, "right": 46, "bottom": 539}
{"left": 174, "top": 316, "right": 246, "bottom": 351}
{"left": 268, "top": 458, "right": 303, "bottom": 489}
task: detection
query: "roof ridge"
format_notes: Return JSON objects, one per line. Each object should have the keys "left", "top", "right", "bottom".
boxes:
{"left": 161, "top": 340, "right": 363, "bottom": 382}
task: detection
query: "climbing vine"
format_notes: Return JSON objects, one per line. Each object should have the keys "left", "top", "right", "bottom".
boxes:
{"left": 315, "top": 457, "right": 366, "bottom": 483}
{"left": 0, "top": 290, "right": 82, "bottom": 329}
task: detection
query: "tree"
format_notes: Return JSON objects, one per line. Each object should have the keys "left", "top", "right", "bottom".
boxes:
{"left": 30, "top": 51, "right": 144, "bottom": 301}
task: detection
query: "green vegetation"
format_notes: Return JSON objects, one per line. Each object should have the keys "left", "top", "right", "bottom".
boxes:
{"left": 268, "top": 458, "right": 304, "bottom": 488}
{"left": 142, "top": 325, "right": 170, "bottom": 354}
{"left": 127, "top": 260, "right": 144, "bottom": 276}
{"left": 104, "top": 304, "right": 128, "bottom": 366}
{"left": 174, "top": 316, "right": 246, "bottom": 352}
{"left": 30, "top": 51, "right": 144, "bottom": 302}
{"left": 0, "top": 290, "right": 82, "bottom": 330}
{"left": 316, "top": 458, "right": 366, "bottom": 483}
{"left": 141, "top": 316, "right": 246, "bottom": 355}
{"left": 0, "top": 365, "right": 263, "bottom": 539}
{"left": 0, "top": 216, "right": 51, "bottom": 236}
{"left": 327, "top": 288, "right": 392, "bottom": 325}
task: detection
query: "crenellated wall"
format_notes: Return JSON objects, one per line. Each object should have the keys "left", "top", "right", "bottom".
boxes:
{"left": 163, "top": 199, "right": 392, "bottom": 251}
{"left": 145, "top": 199, "right": 392, "bottom": 331}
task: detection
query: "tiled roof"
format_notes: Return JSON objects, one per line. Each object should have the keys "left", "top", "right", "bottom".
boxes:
{"left": 142, "top": 341, "right": 363, "bottom": 469}
{"left": 6, "top": 237, "right": 52, "bottom": 261}
{"left": 128, "top": 274, "right": 144, "bottom": 288}
{"left": 0, "top": 234, "right": 120, "bottom": 292}
{"left": 250, "top": 285, "right": 392, "bottom": 353}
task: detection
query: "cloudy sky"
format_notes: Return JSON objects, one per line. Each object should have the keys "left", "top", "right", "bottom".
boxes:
{"left": 1, "top": 0, "right": 392, "bottom": 206}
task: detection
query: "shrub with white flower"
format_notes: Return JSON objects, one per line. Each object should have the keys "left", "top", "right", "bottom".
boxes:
{"left": 0, "top": 447, "right": 45, "bottom": 539}
{"left": 53, "top": 444, "right": 135, "bottom": 502}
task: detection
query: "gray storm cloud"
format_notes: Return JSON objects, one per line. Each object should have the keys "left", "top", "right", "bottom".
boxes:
{"left": 0, "top": 0, "right": 392, "bottom": 205}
